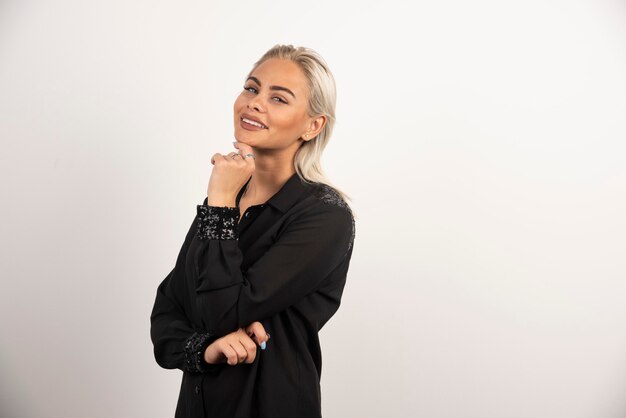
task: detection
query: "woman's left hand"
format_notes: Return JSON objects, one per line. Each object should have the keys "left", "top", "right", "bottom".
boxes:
{"left": 206, "top": 141, "right": 256, "bottom": 206}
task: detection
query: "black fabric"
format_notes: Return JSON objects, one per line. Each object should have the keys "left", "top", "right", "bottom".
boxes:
{"left": 150, "top": 172, "right": 356, "bottom": 418}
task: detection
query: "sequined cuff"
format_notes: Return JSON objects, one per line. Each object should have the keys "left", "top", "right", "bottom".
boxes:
{"left": 196, "top": 204, "right": 239, "bottom": 240}
{"left": 183, "top": 331, "right": 216, "bottom": 373}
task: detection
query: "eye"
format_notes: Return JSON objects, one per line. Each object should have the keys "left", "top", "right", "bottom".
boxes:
{"left": 243, "top": 85, "right": 288, "bottom": 104}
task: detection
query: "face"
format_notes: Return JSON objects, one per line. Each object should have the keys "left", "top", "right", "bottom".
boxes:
{"left": 233, "top": 58, "right": 325, "bottom": 151}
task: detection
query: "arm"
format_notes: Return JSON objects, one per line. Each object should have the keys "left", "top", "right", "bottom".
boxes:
{"left": 150, "top": 216, "right": 222, "bottom": 374}
{"left": 192, "top": 198, "right": 355, "bottom": 338}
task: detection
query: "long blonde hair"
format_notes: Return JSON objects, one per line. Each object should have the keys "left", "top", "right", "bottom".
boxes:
{"left": 246, "top": 44, "right": 354, "bottom": 212}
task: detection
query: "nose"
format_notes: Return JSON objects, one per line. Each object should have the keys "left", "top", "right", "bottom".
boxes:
{"left": 247, "top": 96, "right": 264, "bottom": 112}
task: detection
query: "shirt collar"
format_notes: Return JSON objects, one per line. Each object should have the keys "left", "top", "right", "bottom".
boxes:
{"left": 236, "top": 172, "right": 312, "bottom": 214}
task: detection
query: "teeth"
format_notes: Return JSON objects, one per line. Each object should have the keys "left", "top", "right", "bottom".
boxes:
{"left": 242, "top": 117, "right": 266, "bottom": 128}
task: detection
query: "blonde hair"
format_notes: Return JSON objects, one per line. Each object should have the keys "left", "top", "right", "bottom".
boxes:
{"left": 246, "top": 44, "right": 355, "bottom": 212}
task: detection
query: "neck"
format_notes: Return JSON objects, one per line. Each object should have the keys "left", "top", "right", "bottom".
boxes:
{"left": 242, "top": 148, "right": 297, "bottom": 203}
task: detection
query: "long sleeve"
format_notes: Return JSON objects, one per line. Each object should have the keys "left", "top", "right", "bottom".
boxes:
{"left": 192, "top": 199, "right": 354, "bottom": 338}
{"left": 150, "top": 216, "right": 222, "bottom": 374}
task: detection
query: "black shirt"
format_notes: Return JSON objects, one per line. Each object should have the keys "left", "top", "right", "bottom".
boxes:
{"left": 150, "top": 172, "right": 356, "bottom": 418}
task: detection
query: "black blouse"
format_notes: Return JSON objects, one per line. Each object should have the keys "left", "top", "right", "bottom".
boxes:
{"left": 150, "top": 172, "right": 356, "bottom": 418}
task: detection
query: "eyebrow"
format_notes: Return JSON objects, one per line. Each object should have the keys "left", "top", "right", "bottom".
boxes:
{"left": 246, "top": 76, "right": 296, "bottom": 99}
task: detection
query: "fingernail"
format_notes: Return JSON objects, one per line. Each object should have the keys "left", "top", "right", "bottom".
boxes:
{"left": 261, "top": 341, "right": 266, "bottom": 350}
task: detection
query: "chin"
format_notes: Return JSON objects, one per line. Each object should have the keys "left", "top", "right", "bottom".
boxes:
{"left": 234, "top": 134, "right": 254, "bottom": 146}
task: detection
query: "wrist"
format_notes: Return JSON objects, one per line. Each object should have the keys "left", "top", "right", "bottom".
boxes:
{"left": 184, "top": 332, "right": 215, "bottom": 373}
{"left": 203, "top": 343, "right": 216, "bottom": 364}
{"left": 207, "top": 194, "right": 237, "bottom": 207}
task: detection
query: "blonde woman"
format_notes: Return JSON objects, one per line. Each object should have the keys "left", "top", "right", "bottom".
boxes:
{"left": 150, "top": 44, "right": 356, "bottom": 418}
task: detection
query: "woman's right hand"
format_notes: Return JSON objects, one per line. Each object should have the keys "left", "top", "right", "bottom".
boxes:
{"left": 203, "top": 321, "right": 271, "bottom": 366}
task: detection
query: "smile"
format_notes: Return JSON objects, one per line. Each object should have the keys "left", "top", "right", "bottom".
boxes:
{"left": 241, "top": 117, "right": 268, "bottom": 129}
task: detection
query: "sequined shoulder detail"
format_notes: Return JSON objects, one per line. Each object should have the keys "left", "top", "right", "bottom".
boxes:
{"left": 183, "top": 331, "right": 215, "bottom": 373}
{"left": 196, "top": 204, "right": 239, "bottom": 240}
{"left": 312, "top": 184, "right": 356, "bottom": 255}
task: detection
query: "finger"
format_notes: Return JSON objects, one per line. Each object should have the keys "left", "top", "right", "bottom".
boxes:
{"left": 210, "top": 152, "right": 224, "bottom": 166}
{"left": 234, "top": 142, "right": 255, "bottom": 160}
{"left": 234, "top": 141, "right": 253, "bottom": 153}
{"left": 247, "top": 322, "right": 269, "bottom": 348}
{"left": 229, "top": 340, "right": 248, "bottom": 364}
{"left": 238, "top": 329, "right": 258, "bottom": 353}
{"left": 220, "top": 342, "right": 238, "bottom": 366}
{"left": 245, "top": 322, "right": 261, "bottom": 342}
{"left": 238, "top": 330, "right": 258, "bottom": 363}
{"left": 227, "top": 152, "right": 246, "bottom": 164}
{"left": 238, "top": 338, "right": 257, "bottom": 364}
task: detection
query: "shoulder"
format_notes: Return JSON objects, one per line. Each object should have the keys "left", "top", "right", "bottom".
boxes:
{"left": 304, "top": 182, "right": 356, "bottom": 252}
{"left": 297, "top": 181, "right": 353, "bottom": 220}
{"left": 311, "top": 183, "right": 353, "bottom": 213}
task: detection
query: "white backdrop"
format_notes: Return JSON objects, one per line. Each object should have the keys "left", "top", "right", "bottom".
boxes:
{"left": 1, "top": 0, "right": 625, "bottom": 417}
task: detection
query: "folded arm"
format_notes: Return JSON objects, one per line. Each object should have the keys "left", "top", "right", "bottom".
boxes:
{"left": 192, "top": 199, "right": 354, "bottom": 338}
{"left": 150, "top": 216, "right": 221, "bottom": 374}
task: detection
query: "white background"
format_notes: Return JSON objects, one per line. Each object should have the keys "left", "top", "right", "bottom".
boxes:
{"left": 1, "top": 0, "right": 625, "bottom": 417}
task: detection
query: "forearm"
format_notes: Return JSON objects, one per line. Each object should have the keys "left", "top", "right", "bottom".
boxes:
{"left": 191, "top": 200, "right": 353, "bottom": 338}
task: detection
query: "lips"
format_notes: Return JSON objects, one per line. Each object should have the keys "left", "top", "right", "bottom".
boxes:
{"left": 241, "top": 113, "right": 268, "bottom": 129}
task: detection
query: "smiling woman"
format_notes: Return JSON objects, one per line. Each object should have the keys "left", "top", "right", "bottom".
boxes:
{"left": 232, "top": 56, "right": 326, "bottom": 163}
{"left": 150, "top": 44, "right": 356, "bottom": 418}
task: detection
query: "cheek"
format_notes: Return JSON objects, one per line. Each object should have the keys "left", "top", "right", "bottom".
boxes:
{"left": 234, "top": 96, "right": 243, "bottom": 110}
{"left": 272, "top": 112, "right": 302, "bottom": 130}
{"left": 234, "top": 94, "right": 250, "bottom": 109}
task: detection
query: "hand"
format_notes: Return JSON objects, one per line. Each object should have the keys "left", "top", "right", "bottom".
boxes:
{"left": 207, "top": 141, "right": 256, "bottom": 206}
{"left": 203, "top": 321, "right": 271, "bottom": 366}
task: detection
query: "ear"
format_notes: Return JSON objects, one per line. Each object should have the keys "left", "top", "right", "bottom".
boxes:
{"left": 303, "top": 115, "right": 327, "bottom": 141}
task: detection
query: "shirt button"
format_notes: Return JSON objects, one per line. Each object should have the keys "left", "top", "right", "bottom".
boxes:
{"left": 195, "top": 385, "right": 200, "bottom": 395}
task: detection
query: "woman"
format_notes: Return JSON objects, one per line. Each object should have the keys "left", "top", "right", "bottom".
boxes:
{"left": 150, "top": 44, "right": 356, "bottom": 418}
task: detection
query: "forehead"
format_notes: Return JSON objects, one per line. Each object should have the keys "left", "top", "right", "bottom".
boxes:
{"left": 249, "top": 58, "right": 308, "bottom": 98}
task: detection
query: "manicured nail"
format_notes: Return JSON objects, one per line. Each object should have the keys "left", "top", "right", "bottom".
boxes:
{"left": 261, "top": 341, "right": 266, "bottom": 350}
